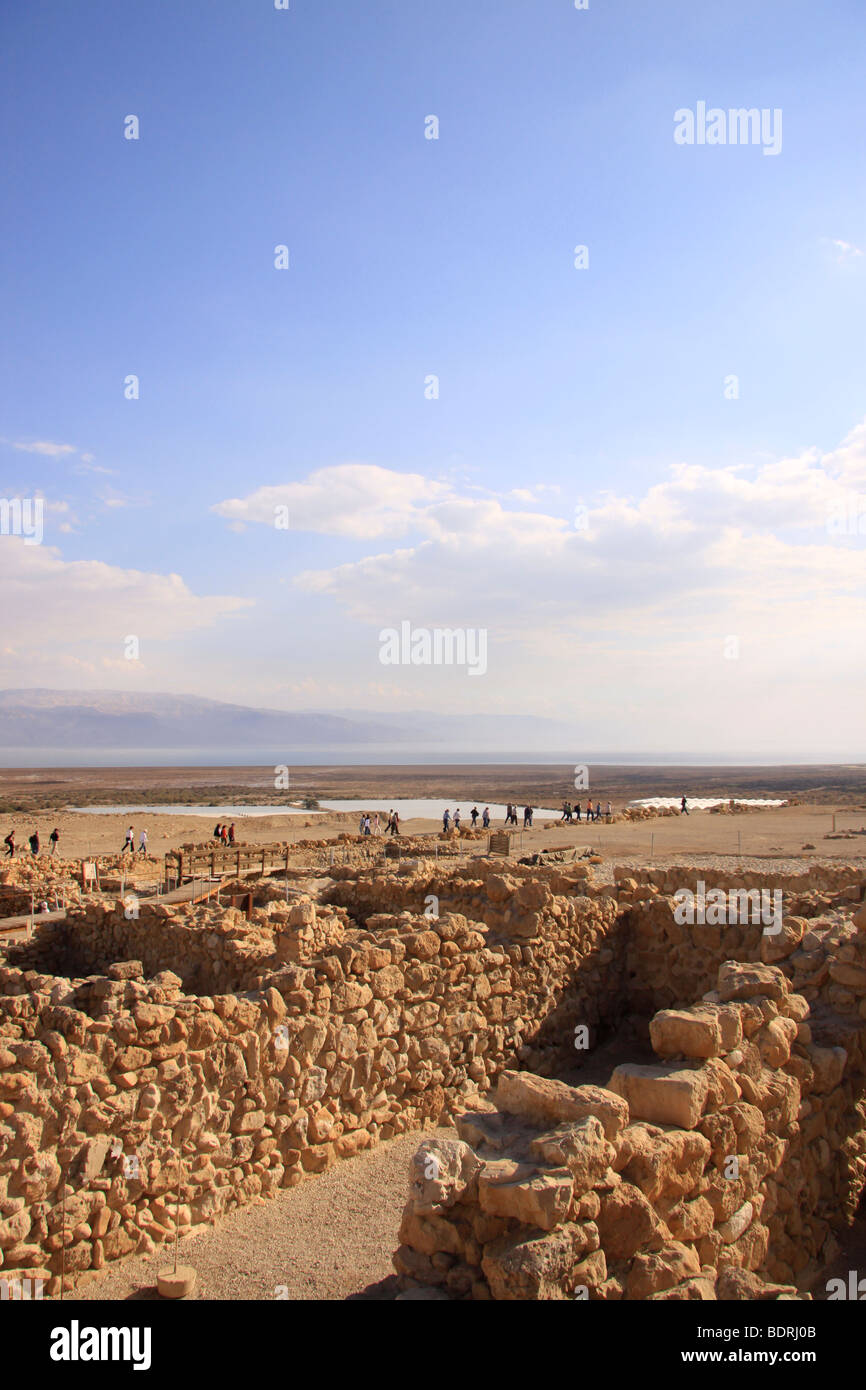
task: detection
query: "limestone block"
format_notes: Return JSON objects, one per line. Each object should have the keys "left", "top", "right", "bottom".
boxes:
{"left": 608, "top": 1064, "right": 709, "bottom": 1130}
{"left": 495, "top": 1071, "right": 628, "bottom": 1140}
{"left": 716, "top": 1201, "right": 753, "bottom": 1244}
{"left": 596, "top": 1182, "right": 670, "bottom": 1260}
{"left": 626, "top": 1241, "right": 701, "bottom": 1299}
{"left": 481, "top": 1222, "right": 596, "bottom": 1300}
{"left": 717, "top": 962, "right": 789, "bottom": 1002}
{"left": 760, "top": 917, "right": 807, "bottom": 964}
{"left": 478, "top": 1165, "right": 574, "bottom": 1231}
{"left": 530, "top": 1116, "right": 613, "bottom": 1195}
{"left": 650, "top": 1008, "right": 722, "bottom": 1060}
{"left": 410, "top": 1138, "right": 482, "bottom": 1215}
{"left": 805, "top": 1044, "right": 847, "bottom": 1093}
{"left": 646, "top": 1276, "right": 716, "bottom": 1300}
{"left": 829, "top": 961, "right": 866, "bottom": 990}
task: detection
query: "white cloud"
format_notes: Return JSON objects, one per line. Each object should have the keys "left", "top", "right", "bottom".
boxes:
{"left": 212, "top": 463, "right": 451, "bottom": 540}
{"left": 9, "top": 440, "right": 78, "bottom": 458}
{"left": 0, "top": 538, "right": 252, "bottom": 682}
{"left": 75, "top": 460, "right": 115, "bottom": 476}
{"left": 828, "top": 238, "right": 863, "bottom": 263}
{"left": 284, "top": 426, "right": 866, "bottom": 685}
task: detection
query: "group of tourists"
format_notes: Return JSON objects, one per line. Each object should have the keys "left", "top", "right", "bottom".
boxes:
{"left": 503, "top": 804, "right": 535, "bottom": 827}
{"left": 121, "top": 825, "right": 149, "bottom": 856}
{"left": 442, "top": 806, "right": 494, "bottom": 832}
{"left": 357, "top": 811, "right": 401, "bottom": 835}
{"left": 4, "top": 827, "right": 61, "bottom": 858}
{"left": 560, "top": 801, "right": 612, "bottom": 823}
{"left": 212, "top": 822, "right": 236, "bottom": 845}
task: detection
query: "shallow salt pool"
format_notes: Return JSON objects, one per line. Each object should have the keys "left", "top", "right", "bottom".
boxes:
{"left": 628, "top": 797, "right": 786, "bottom": 810}
{"left": 68, "top": 799, "right": 564, "bottom": 821}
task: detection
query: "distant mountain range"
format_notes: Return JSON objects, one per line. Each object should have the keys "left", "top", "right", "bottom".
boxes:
{"left": 0, "top": 690, "right": 576, "bottom": 752}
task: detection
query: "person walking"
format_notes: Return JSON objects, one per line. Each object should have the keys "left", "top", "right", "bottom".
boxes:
{"left": 454, "top": 808, "right": 461, "bottom": 830}
{"left": 4, "top": 829, "right": 15, "bottom": 858}
{"left": 443, "top": 808, "right": 451, "bottom": 833}
{"left": 138, "top": 828, "right": 148, "bottom": 856}
{"left": 575, "top": 802, "right": 581, "bottom": 822}
{"left": 606, "top": 802, "right": 612, "bottom": 821}
{"left": 586, "top": 800, "right": 593, "bottom": 823}
{"left": 595, "top": 802, "right": 601, "bottom": 823}
{"left": 373, "top": 813, "right": 380, "bottom": 835}
{"left": 49, "top": 827, "right": 60, "bottom": 856}
{"left": 29, "top": 830, "right": 40, "bottom": 857}
{"left": 123, "top": 825, "right": 134, "bottom": 855}
{"left": 228, "top": 823, "right": 236, "bottom": 845}
{"left": 681, "top": 795, "right": 689, "bottom": 816}
{"left": 482, "top": 807, "right": 490, "bottom": 829}
{"left": 470, "top": 806, "right": 478, "bottom": 828}
{"left": 523, "top": 805, "right": 532, "bottom": 828}
{"left": 221, "top": 824, "right": 229, "bottom": 845}
{"left": 213, "top": 822, "right": 222, "bottom": 839}
{"left": 504, "top": 803, "right": 512, "bottom": 826}
{"left": 364, "top": 815, "right": 371, "bottom": 836}
{"left": 391, "top": 810, "right": 400, "bottom": 836}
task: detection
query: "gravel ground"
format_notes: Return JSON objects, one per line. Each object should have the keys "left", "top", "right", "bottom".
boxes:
{"left": 72, "top": 1127, "right": 451, "bottom": 1302}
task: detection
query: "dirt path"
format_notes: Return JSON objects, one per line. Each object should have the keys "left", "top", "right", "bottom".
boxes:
{"left": 72, "top": 1127, "right": 450, "bottom": 1302}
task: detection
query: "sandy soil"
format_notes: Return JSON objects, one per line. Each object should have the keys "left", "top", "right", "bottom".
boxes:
{"left": 1, "top": 801, "right": 865, "bottom": 867}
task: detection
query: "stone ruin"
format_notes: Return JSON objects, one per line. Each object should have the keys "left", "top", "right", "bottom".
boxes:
{"left": 0, "top": 851, "right": 864, "bottom": 1300}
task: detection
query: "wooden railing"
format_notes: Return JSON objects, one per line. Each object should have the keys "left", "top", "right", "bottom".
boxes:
{"left": 164, "top": 842, "right": 291, "bottom": 885}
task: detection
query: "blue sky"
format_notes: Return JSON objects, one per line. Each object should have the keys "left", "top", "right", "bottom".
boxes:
{"left": 1, "top": 0, "right": 865, "bottom": 754}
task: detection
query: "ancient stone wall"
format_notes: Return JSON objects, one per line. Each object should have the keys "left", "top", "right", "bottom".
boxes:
{"left": 623, "top": 881, "right": 865, "bottom": 1016}
{"left": 393, "top": 951, "right": 866, "bottom": 1299}
{"left": 615, "top": 863, "right": 865, "bottom": 897}
{"left": 0, "top": 878, "right": 620, "bottom": 1293}
{"left": 324, "top": 856, "right": 595, "bottom": 933}
{"left": 3, "top": 857, "right": 865, "bottom": 1298}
